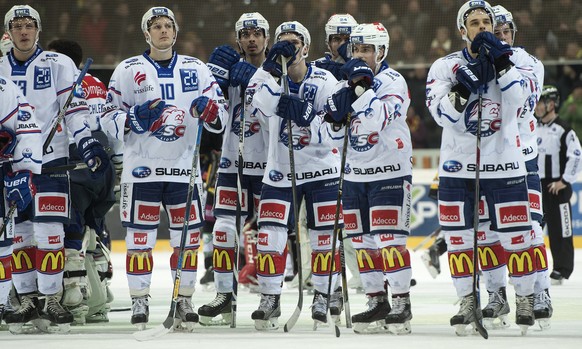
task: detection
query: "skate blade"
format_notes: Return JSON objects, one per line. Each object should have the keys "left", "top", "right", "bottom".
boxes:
{"left": 536, "top": 318, "right": 551, "bottom": 331}
{"left": 8, "top": 323, "right": 43, "bottom": 335}
{"left": 133, "top": 324, "right": 172, "bottom": 341}
{"left": 387, "top": 321, "right": 412, "bottom": 335}
{"left": 453, "top": 323, "right": 479, "bottom": 336}
{"left": 421, "top": 253, "right": 440, "bottom": 279}
{"left": 254, "top": 318, "right": 279, "bottom": 331}
{"left": 199, "top": 313, "right": 232, "bottom": 326}
{"left": 30, "top": 318, "right": 71, "bottom": 334}
{"left": 483, "top": 315, "right": 510, "bottom": 330}
{"left": 172, "top": 319, "right": 195, "bottom": 332}
{"left": 353, "top": 321, "right": 389, "bottom": 334}
{"left": 519, "top": 324, "right": 531, "bottom": 336}
{"left": 133, "top": 322, "right": 147, "bottom": 331}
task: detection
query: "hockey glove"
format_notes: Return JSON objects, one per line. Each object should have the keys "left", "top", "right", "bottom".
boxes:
{"left": 263, "top": 41, "right": 297, "bottom": 78}
{"left": 207, "top": 45, "right": 241, "bottom": 92}
{"left": 191, "top": 96, "right": 220, "bottom": 125}
{"left": 0, "top": 128, "right": 17, "bottom": 162}
{"left": 337, "top": 41, "right": 350, "bottom": 62}
{"left": 456, "top": 55, "right": 495, "bottom": 94}
{"left": 78, "top": 137, "right": 111, "bottom": 179}
{"left": 314, "top": 59, "right": 344, "bottom": 80}
{"left": 126, "top": 99, "right": 166, "bottom": 134}
{"left": 325, "top": 87, "right": 356, "bottom": 123}
{"left": 230, "top": 61, "right": 258, "bottom": 90}
{"left": 4, "top": 171, "right": 35, "bottom": 211}
{"left": 276, "top": 95, "right": 315, "bottom": 127}
{"left": 471, "top": 31, "right": 513, "bottom": 75}
{"left": 341, "top": 59, "right": 374, "bottom": 90}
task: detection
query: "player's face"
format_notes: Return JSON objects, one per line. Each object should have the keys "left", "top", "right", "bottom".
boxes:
{"left": 535, "top": 98, "right": 553, "bottom": 117}
{"left": 494, "top": 23, "right": 514, "bottom": 46}
{"left": 463, "top": 10, "right": 493, "bottom": 41}
{"left": 328, "top": 34, "right": 349, "bottom": 60}
{"left": 278, "top": 33, "right": 307, "bottom": 65}
{"left": 148, "top": 17, "right": 176, "bottom": 50}
{"left": 238, "top": 28, "right": 267, "bottom": 57}
{"left": 8, "top": 18, "right": 38, "bottom": 52}
{"left": 351, "top": 44, "right": 379, "bottom": 72}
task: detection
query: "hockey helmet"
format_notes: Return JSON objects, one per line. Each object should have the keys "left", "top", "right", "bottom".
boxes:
{"left": 235, "top": 12, "right": 269, "bottom": 40}
{"left": 456, "top": 1, "right": 495, "bottom": 41}
{"left": 4, "top": 5, "right": 41, "bottom": 32}
{"left": 141, "top": 7, "right": 179, "bottom": 33}
{"left": 540, "top": 85, "right": 560, "bottom": 109}
{"left": 492, "top": 5, "right": 516, "bottom": 43}
{"left": 275, "top": 21, "right": 311, "bottom": 46}
{"left": 349, "top": 23, "right": 390, "bottom": 63}
{"left": 325, "top": 14, "right": 358, "bottom": 43}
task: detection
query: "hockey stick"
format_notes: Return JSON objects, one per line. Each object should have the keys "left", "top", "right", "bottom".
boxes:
{"left": 230, "top": 89, "right": 247, "bottom": 328}
{"left": 0, "top": 204, "right": 17, "bottom": 240}
{"left": 282, "top": 57, "right": 304, "bottom": 333}
{"left": 42, "top": 161, "right": 88, "bottom": 173}
{"left": 412, "top": 227, "right": 443, "bottom": 252}
{"left": 133, "top": 120, "right": 205, "bottom": 342}
{"left": 43, "top": 58, "right": 93, "bottom": 154}
{"left": 471, "top": 83, "right": 488, "bottom": 340}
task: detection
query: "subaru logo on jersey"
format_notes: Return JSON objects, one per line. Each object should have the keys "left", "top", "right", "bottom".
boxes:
{"left": 180, "top": 69, "right": 199, "bottom": 92}
{"left": 345, "top": 164, "right": 351, "bottom": 174}
{"left": 151, "top": 8, "right": 169, "bottom": 16}
{"left": 132, "top": 166, "right": 151, "bottom": 178}
{"left": 219, "top": 157, "right": 231, "bottom": 169}
{"left": 243, "top": 19, "right": 258, "bottom": 28}
{"left": 14, "top": 9, "right": 31, "bottom": 17}
{"left": 17, "top": 110, "right": 31, "bottom": 121}
{"left": 443, "top": 160, "right": 462, "bottom": 172}
{"left": 34, "top": 66, "right": 51, "bottom": 90}
{"left": 269, "top": 170, "right": 284, "bottom": 182}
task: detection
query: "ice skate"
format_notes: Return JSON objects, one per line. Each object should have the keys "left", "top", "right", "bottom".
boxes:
{"left": 351, "top": 293, "right": 391, "bottom": 334}
{"left": 173, "top": 295, "right": 198, "bottom": 331}
{"left": 533, "top": 289, "right": 552, "bottom": 331}
{"left": 385, "top": 295, "right": 412, "bottom": 335}
{"left": 4, "top": 295, "right": 41, "bottom": 334}
{"left": 482, "top": 287, "right": 510, "bottom": 330}
{"left": 515, "top": 294, "right": 535, "bottom": 335}
{"left": 549, "top": 271, "right": 564, "bottom": 285}
{"left": 421, "top": 245, "right": 441, "bottom": 279}
{"left": 198, "top": 292, "right": 233, "bottom": 326}
{"left": 329, "top": 287, "right": 344, "bottom": 323}
{"left": 251, "top": 294, "right": 280, "bottom": 331}
{"left": 450, "top": 294, "right": 480, "bottom": 336}
{"left": 37, "top": 292, "right": 74, "bottom": 334}
{"left": 310, "top": 291, "right": 328, "bottom": 329}
{"left": 131, "top": 295, "right": 149, "bottom": 330}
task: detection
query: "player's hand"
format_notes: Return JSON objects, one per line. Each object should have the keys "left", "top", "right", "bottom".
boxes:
{"left": 456, "top": 56, "right": 494, "bottom": 94}
{"left": 341, "top": 59, "right": 374, "bottom": 90}
{"left": 263, "top": 41, "right": 296, "bottom": 78}
{"left": 471, "top": 32, "right": 512, "bottom": 62}
{"left": 78, "top": 137, "right": 111, "bottom": 179}
{"left": 4, "top": 171, "right": 36, "bottom": 211}
{"left": 191, "top": 96, "right": 220, "bottom": 125}
{"left": 337, "top": 41, "right": 350, "bottom": 62}
{"left": 230, "top": 61, "right": 258, "bottom": 90}
{"left": 325, "top": 87, "right": 356, "bottom": 123}
{"left": 207, "top": 45, "right": 241, "bottom": 93}
{"left": 126, "top": 99, "right": 166, "bottom": 134}
{"left": 276, "top": 95, "right": 315, "bottom": 127}
{"left": 548, "top": 180, "right": 567, "bottom": 195}
{"left": 0, "top": 128, "right": 17, "bottom": 161}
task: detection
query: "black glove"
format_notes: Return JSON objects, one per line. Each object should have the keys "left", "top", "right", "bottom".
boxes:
{"left": 341, "top": 59, "right": 374, "bottom": 90}
{"left": 325, "top": 87, "right": 356, "bottom": 124}
{"left": 230, "top": 61, "right": 258, "bottom": 90}
{"left": 78, "top": 137, "right": 111, "bottom": 179}
{"left": 208, "top": 45, "right": 241, "bottom": 93}
{"left": 456, "top": 55, "right": 495, "bottom": 94}
{"left": 262, "top": 41, "right": 296, "bottom": 78}
{"left": 276, "top": 95, "right": 315, "bottom": 127}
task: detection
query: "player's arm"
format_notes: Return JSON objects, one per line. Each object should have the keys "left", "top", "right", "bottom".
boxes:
{"left": 426, "top": 58, "right": 467, "bottom": 131}
{"left": 562, "top": 128, "right": 582, "bottom": 185}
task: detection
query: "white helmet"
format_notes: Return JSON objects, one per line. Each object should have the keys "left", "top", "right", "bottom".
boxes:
{"left": 235, "top": 12, "right": 269, "bottom": 40}
{"left": 275, "top": 21, "right": 311, "bottom": 46}
{"left": 492, "top": 5, "right": 516, "bottom": 42}
{"left": 456, "top": 1, "right": 496, "bottom": 42}
{"left": 325, "top": 14, "right": 358, "bottom": 43}
{"left": 4, "top": 5, "right": 42, "bottom": 32}
{"left": 350, "top": 23, "right": 390, "bottom": 64}
{"left": 141, "top": 7, "right": 179, "bottom": 33}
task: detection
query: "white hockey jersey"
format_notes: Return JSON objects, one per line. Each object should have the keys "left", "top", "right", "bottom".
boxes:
{"left": 218, "top": 76, "right": 268, "bottom": 177}
{"left": 344, "top": 63, "right": 413, "bottom": 182}
{"left": 102, "top": 51, "right": 228, "bottom": 184}
{"left": 0, "top": 75, "right": 42, "bottom": 174}
{"left": 0, "top": 48, "right": 93, "bottom": 163}
{"left": 250, "top": 65, "right": 340, "bottom": 188}
{"left": 426, "top": 48, "right": 534, "bottom": 179}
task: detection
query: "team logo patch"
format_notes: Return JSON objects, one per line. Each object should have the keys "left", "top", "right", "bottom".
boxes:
{"left": 439, "top": 202, "right": 465, "bottom": 226}
{"left": 133, "top": 232, "right": 148, "bottom": 245}
{"left": 370, "top": 206, "right": 400, "bottom": 230}
{"left": 134, "top": 202, "right": 160, "bottom": 225}
{"left": 215, "top": 187, "right": 245, "bottom": 211}
{"left": 134, "top": 72, "right": 146, "bottom": 85}
{"left": 496, "top": 202, "right": 529, "bottom": 229}
{"left": 259, "top": 200, "right": 289, "bottom": 225}
{"left": 314, "top": 202, "right": 340, "bottom": 227}
{"left": 132, "top": 166, "right": 151, "bottom": 178}
{"left": 317, "top": 234, "right": 331, "bottom": 247}
{"left": 35, "top": 193, "right": 68, "bottom": 218}
{"left": 269, "top": 170, "right": 284, "bottom": 182}
{"left": 167, "top": 203, "right": 200, "bottom": 228}
{"left": 449, "top": 236, "right": 464, "bottom": 245}
{"left": 47, "top": 235, "right": 61, "bottom": 244}
{"left": 442, "top": 160, "right": 462, "bottom": 173}
{"left": 257, "top": 233, "right": 268, "bottom": 246}
{"left": 215, "top": 231, "right": 227, "bottom": 243}
{"left": 220, "top": 157, "right": 232, "bottom": 169}
{"left": 189, "top": 232, "right": 200, "bottom": 245}
{"left": 343, "top": 210, "right": 362, "bottom": 234}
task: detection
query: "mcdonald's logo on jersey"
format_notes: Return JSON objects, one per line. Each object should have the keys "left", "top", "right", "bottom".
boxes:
{"left": 256, "top": 253, "right": 275, "bottom": 275}
{"left": 312, "top": 252, "right": 333, "bottom": 275}
{"left": 507, "top": 250, "right": 534, "bottom": 276}
{"left": 380, "top": 246, "right": 409, "bottom": 271}
{"left": 0, "top": 256, "right": 11, "bottom": 280}
{"left": 39, "top": 249, "right": 65, "bottom": 274}
{"left": 12, "top": 248, "right": 34, "bottom": 272}
{"left": 355, "top": 249, "right": 376, "bottom": 271}
{"left": 448, "top": 251, "right": 473, "bottom": 277}
{"left": 213, "top": 248, "right": 233, "bottom": 271}
{"left": 127, "top": 251, "right": 153, "bottom": 274}
{"left": 533, "top": 246, "right": 548, "bottom": 270}
{"left": 182, "top": 248, "right": 198, "bottom": 270}
{"left": 478, "top": 246, "right": 501, "bottom": 269}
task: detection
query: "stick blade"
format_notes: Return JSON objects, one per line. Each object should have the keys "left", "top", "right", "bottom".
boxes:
{"left": 283, "top": 306, "right": 301, "bottom": 332}
{"left": 132, "top": 317, "right": 174, "bottom": 341}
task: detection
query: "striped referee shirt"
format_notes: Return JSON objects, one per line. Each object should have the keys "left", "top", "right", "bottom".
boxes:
{"left": 537, "top": 116, "right": 582, "bottom": 183}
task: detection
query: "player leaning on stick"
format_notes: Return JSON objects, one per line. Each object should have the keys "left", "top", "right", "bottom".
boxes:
{"left": 426, "top": 0, "right": 540, "bottom": 336}
{"left": 197, "top": 12, "right": 271, "bottom": 326}
{"left": 248, "top": 21, "right": 343, "bottom": 331}
{"left": 0, "top": 5, "right": 110, "bottom": 334}
{"left": 324, "top": 22, "right": 414, "bottom": 335}
{"left": 100, "top": 6, "right": 227, "bottom": 331}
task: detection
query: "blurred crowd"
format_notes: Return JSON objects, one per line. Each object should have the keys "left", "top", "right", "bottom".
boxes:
{"left": 2, "top": 0, "right": 582, "bottom": 148}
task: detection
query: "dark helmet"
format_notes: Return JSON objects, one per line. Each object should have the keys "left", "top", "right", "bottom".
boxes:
{"left": 540, "top": 85, "right": 560, "bottom": 109}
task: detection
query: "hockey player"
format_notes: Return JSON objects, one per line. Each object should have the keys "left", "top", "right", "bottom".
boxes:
{"left": 100, "top": 6, "right": 227, "bottom": 331}
{"left": 0, "top": 5, "right": 110, "bottom": 334}
{"left": 46, "top": 39, "right": 117, "bottom": 324}
{"left": 0, "top": 77, "right": 42, "bottom": 324}
{"left": 248, "top": 21, "right": 342, "bottom": 330}
{"left": 426, "top": 0, "right": 539, "bottom": 336}
{"left": 325, "top": 23, "right": 414, "bottom": 334}
{"left": 313, "top": 14, "right": 358, "bottom": 80}
{"left": 197, "top": 12, "right": 270, "bottom": 326}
